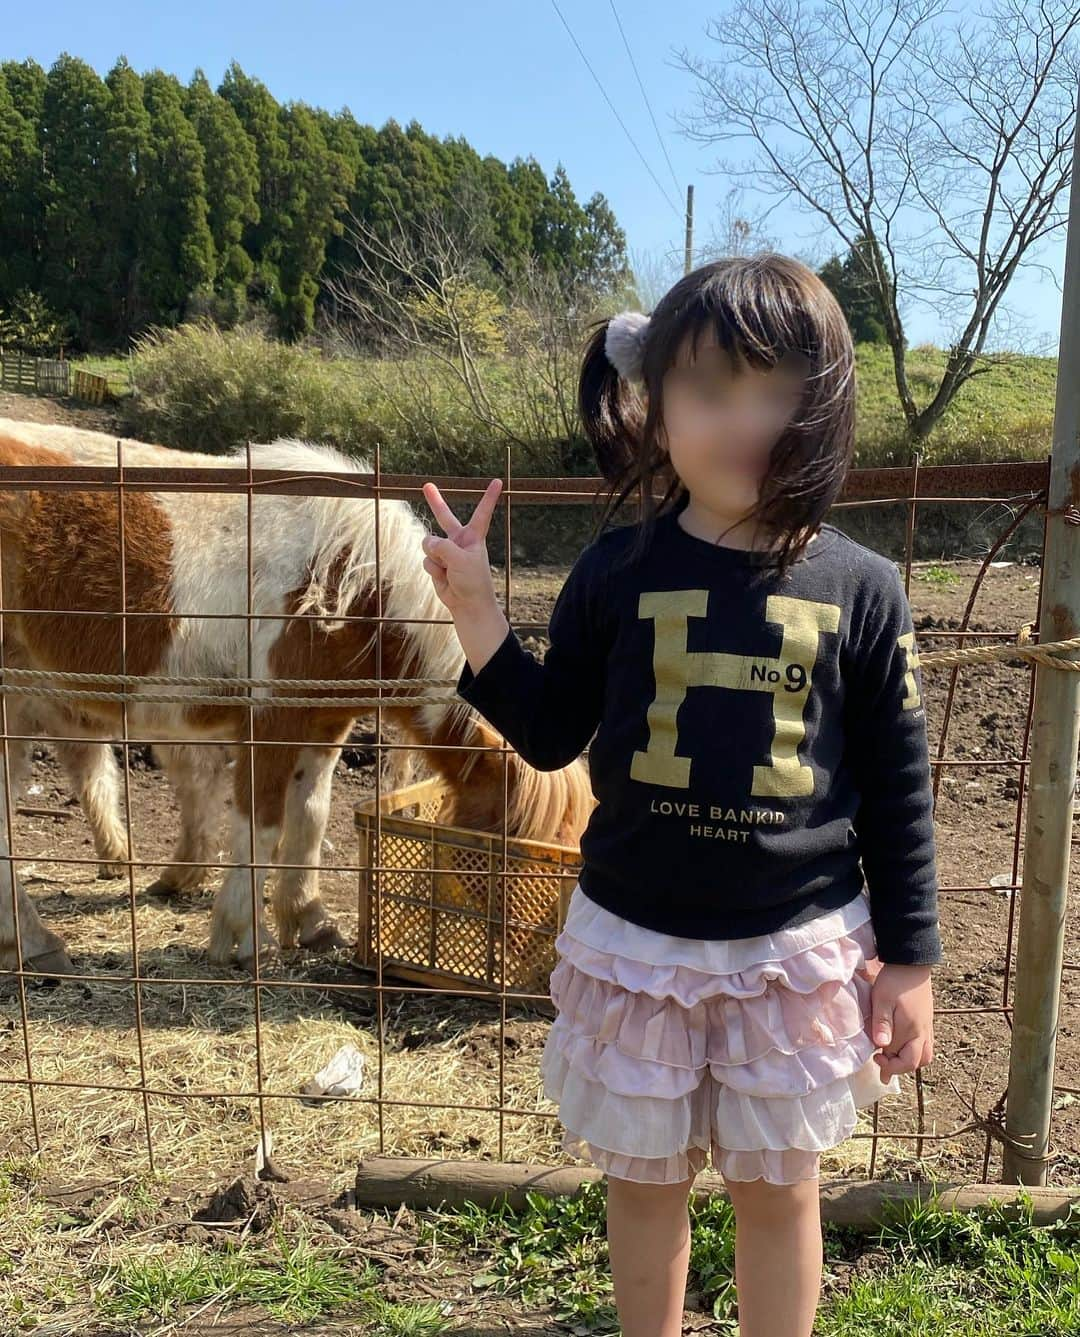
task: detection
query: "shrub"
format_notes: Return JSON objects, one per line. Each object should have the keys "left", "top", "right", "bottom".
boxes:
{"left": 122, "top": 320, "right": 386, "bottom": 455}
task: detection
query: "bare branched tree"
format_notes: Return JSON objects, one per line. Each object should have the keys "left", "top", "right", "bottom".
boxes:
{"left": 323, "top": 191, "right": 611, "bottom": 472}
{"left": 324, "top": 194, "right": 499, "bottom": 462}
{"left": 701, "top": 186, "right": 782, "bottom": 260}
{"left": 628, "top": 192, "right": 781, "bottom": 310}
{"left": 499, "top": 252, "right": 616, "bottom": 471}
{"left": 627, "top": 243, "right": 685, "bottom": 310}
{"left": 673, "top": 0, "right": 1080, "bottom": 442}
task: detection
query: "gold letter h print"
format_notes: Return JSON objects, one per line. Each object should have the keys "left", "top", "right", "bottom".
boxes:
{"left": 630, "top": 590, "right": 842, "bottom": 797}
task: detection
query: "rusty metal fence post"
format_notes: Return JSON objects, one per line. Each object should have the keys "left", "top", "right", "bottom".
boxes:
{"left": 1003, "top": 88, "right": 1080, "bottom": 1185}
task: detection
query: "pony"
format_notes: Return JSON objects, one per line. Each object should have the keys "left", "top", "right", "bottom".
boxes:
{"left": 0, "top": 420, "right": 594, "bottom": 976}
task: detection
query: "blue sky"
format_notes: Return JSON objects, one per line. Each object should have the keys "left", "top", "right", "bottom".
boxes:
{"left": 3, "top": 0, "right": 1069, "bottom": 352}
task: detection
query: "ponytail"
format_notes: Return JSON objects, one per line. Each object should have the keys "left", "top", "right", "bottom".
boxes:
{"left": 576, "top": 314, "right": 680, "bottom": 558}
{"left": 576, "top": 317, "right": 646, "bottom": 485}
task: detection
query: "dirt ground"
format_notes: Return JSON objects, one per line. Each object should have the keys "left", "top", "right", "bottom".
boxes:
{"left": 0, "top": 388, "right": 123, "bottom": 432}
{"left": 0, "top": 391, "right": 1077, "bottom": 1237}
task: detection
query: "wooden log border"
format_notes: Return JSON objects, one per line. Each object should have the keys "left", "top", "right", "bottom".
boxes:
{"left": 354, "top": 1156, "right": 1080, "bottom": 1229}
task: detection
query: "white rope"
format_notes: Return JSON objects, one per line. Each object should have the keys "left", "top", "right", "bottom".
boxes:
{"left": 0, "top": 667, "right": 456, "bottom": 689}
{"left": 0, "top": 684, "right": 459, "bottom": 710}
{"left": 0, "top": 623, "right": 1075, "bottom": 714}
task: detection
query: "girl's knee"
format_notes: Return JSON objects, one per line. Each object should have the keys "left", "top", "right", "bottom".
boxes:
{"left": 606, "top": 1172, "right": 696, "bottom": 1210}
{"left": 723, "top": 1173, "right": 819, "bottom": 1223}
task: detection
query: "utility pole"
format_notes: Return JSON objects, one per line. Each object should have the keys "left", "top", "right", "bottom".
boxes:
{"left": 684, "top": 184, "right": 694, "bottom": 275}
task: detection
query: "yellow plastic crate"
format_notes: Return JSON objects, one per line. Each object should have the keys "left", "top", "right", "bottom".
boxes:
{"left": 354, "top": 777, "right": 581, "bottom": 996}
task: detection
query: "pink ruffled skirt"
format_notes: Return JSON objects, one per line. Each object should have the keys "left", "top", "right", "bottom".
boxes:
{"left": 541, "top": 884, "right": 902, "bottom": 1186}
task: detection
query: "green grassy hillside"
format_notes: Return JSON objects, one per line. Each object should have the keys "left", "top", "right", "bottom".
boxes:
{"left": 72, "top": 329, "right": 1058, "bottom": 471}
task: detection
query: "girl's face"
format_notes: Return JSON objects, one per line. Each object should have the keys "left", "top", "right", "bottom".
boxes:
{"left": 658, "top": 330, "right": 807, "bottom": 517}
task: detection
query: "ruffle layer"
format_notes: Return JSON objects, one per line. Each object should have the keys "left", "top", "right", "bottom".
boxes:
{"left": 546, "top": 1015, "right": 878, "bottom": 1099}
{"left": 553, "top": 916, "right": 878, "bottom": 1006}
{"left": 563, "top": 1133, "right": 824, "bottom": 1185}
{"left": 549, "top": 953, "right": 873, "bottom": 1071}
{"left": 542, "top": 1042, "right": 899, "bottom": 1161}
{"left": 559, "top": 882, "right": 873, "bottom": 972}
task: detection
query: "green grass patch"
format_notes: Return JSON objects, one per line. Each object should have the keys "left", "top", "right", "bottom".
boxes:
{"left": 826, "top": 1190, "right": 1080, "bottom": 1335}
{"left": 423, "top": 1181, "right": 1080, "bottom": 1334}
{"left": 111, "top": 323, "right": 1057, "bottom": 475}
{"left": 69, "top": 354, "right": 135, "bottom": 399}
{"left": 853, "top": 343, "right": 1057, "bottom": 467}
{"left": 94, "top": 1221, "right": 370, "bottom": 1326}
{"left": 916, "top": 563, "right": 964, "bottom": 588}
{"left": 423, "top": 1182, "right": 619, "bottom": 1329}
{"left": 3, "top": 1152, "right": 1079, "bottom": 1334}
{"left": 0, "top": 1156, "right": 454, "bottom": 1336}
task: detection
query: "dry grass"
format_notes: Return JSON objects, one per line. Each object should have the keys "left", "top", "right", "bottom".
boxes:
{"left": 0, "top": 889, "right": 565, "bottom": 1189}
{"left": 0, "top": 753, "right": 569, "bottom": 1186}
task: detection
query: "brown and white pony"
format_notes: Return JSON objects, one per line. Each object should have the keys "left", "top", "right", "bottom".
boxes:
{"left": 0, "top": 420, "right": 593, "bottom": 976}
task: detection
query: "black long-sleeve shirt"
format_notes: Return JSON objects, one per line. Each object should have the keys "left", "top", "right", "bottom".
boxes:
{"left": 457, "top": 499, "right": 944, "bottom": 966}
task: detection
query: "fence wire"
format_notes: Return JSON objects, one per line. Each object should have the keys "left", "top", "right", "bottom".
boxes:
{"left": 0, "top": 445, "right": 1072, "bottom": 1190}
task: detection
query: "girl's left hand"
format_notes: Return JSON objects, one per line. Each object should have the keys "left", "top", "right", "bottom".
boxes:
{"left": 865, "top": 962, "right": 935, "bottom": 1078}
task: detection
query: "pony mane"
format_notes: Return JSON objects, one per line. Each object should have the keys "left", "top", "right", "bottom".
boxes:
{"left": 237, "top": 438, "right": 477, "bottom": 740}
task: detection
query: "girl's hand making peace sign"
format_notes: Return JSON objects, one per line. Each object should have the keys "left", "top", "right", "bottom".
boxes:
{"left": 421, "top": 478, "right": 511, "bottom": 675}
{"left": 420, "top": 478, "right": 503, "bottom": 615}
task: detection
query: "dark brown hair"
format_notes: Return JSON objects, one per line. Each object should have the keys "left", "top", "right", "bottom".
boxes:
{"left": 577, "top": 253, "right": 856, "bottom": 580}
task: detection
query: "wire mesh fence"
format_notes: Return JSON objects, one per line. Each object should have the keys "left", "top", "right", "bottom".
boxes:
{"left": 0, "top": 439, "right": 1073, "bottom": 1193}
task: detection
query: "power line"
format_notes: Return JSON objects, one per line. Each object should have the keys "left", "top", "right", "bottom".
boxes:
{"left": 548, "top": 0, "right": 683, "bottom": 221}
{"left": 606, "top": 0, "right": 683, "bottom": 203}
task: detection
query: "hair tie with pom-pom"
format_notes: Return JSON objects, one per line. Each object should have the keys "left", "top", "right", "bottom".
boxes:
{"left": 604, "top": 310, "right": 650, "bottom": 382}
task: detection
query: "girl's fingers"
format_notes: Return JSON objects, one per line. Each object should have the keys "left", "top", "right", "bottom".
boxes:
{"left": 894, "top": 1038, "right": 919, "bottom": 1064}
{"left": 466, "top": 478, "right": 503, "bottom": 539}
{"left": 422, "top": 482, "right": 464, "bottom": 537}
{"left": 876, "top": 1036, "right": 921, "bottom": 1075}
{"left": 421, "top": 533, "right": 465, "bottom": 566}
{"left": 422, "top": 555, "right": 446, "bottom": 582}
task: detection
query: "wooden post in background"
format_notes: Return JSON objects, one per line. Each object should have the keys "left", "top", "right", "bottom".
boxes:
{"left": 1003, "top": 84, "right": 1080, "bottom": 1185}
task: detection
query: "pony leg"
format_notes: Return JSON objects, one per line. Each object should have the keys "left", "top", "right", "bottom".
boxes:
{"left": 0, "top": 703, "right": 34, "bottom": 803}
{"left": 0, "top": 744, "right": 74, "bottom": 978}
{"left": 149, "top": 743, "right": 231, "bottom": 895}
{"left": 208, "top": 806, "right": 281, "bottom": 971}
{"left": 208, "top": 742, "right": 287, "bottom": 972}
{"left": 3, "top": 695, "right": 127, "bottom": 880}
{"left": 272, "top": 744, "right": 349, "bottom": 953}
{"left": 52, "top": 739, "right": 128, "bottom": 879}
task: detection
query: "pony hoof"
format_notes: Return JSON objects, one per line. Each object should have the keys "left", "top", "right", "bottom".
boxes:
{"left": 97, "top": 862, "right": 127, "bottom": 880}
{"left": 145, "top": 877, "right": 186, "bottom": 899}
{"left": 148, "top": 869, "right": 210, "bottom": 897}
{"left": 299, "top": 924, "right": 350, "bottom": 954}
{"left": 24, "top": 948, "right": 76, "bottom": 980}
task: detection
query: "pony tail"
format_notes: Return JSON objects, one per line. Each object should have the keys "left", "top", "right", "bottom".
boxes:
{"left": 577, "top": 317, "right": 645, "bottom": 484}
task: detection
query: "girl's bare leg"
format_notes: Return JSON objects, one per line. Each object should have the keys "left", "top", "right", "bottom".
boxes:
{"left": 724, "top": 1174, "right": 824, "bottom": 1337}
{"left": 605, "top": 1172, "right": 696, "bottom": 1337}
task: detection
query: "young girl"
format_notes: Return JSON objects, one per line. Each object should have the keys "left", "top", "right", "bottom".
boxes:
{"left": 420, "top": 255, "right": 941, "bottom": 1337}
